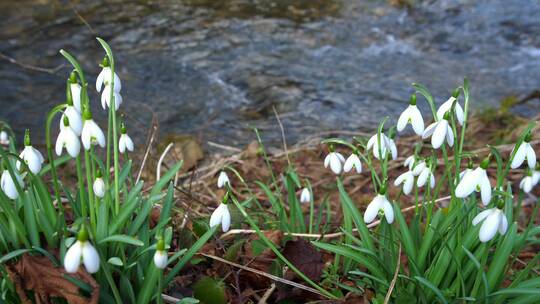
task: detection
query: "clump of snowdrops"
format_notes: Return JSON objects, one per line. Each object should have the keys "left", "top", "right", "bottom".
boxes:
{"left": 0, "top": 39, "right": 213, "bottom": 303}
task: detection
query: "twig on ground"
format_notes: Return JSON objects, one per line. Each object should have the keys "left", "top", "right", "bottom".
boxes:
{"left": 156, "top": 143, "right": 174, "bottom": 181}
{"left": 384, "top": 243, "right": 401, "bottom": 304}
{"left": 136, "top": 113, "right": 158, "bottom": 183}
{"left": 258, "top": 283, "right": 276, "bottom": 304}
{"left": 0, "top": 53, "right": 64, "bottom": 75}
{"left": 68, "top": 0, "right": 96, "bottom": 34}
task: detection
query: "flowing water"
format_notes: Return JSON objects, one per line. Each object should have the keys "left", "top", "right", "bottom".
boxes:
{"left": 0, "top": 0, "right": 539, "bottom": 149}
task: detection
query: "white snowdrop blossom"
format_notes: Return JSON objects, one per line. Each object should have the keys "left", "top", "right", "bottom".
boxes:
{"left": 217, "top": 171, "right": 230, "bottom": 188}
{"left": 300, "top": 187, "right": 311, "bottom": 203}
{"left": 100, "top": 85, "right": 123, "bottom": 111}
{"left": 70, "top": 82, "right": 82, "bottom": 113}
{"left": 532, "top": 170, "right": 540, "bottom": 185}
{"left": 366, "top": 133, "right": 397, "bottom": 160}
{"left": 209, "top": 203, "right": 231, "bottom": 232}
{"left": 324, "top": 151, "right": 345, "bottom": 174}
{"left": 118, "top": 125, "right": 134, "bottom": 154}
{"left": 64, "top": 229, "right": 100, "bottom": 274}
{"left": 422, "top": 116, "right": 454, "bottom": 149}
{"left": 394, "top": 171, "right": 415, "bottom": 195}
{"left": 460, "top": 167, "right": 474, "bottom": 180}
{"left": 397, "top": 94, "right": 424, "bottom": 135}
{"left": 519, "top": 174, "right": 535, "bottom": 193}
{"left": 455, "top": 159, "right": 492, "bottom": 205}
{"left": 17, "top": 131, "right": 44, "bottom": 174}
{"left": 1, "top": 170, "right": 23, "bottom": 200}
{"left": 403, "top": 155, "right": 415, "bottom": 169}
{"left": 56, "top": 117, "right": 81, "bottom": 158}
{"left": 417, "top": 167, "right": 435, "bottom": 189}
{"left": 93, "top": 177, "right": 105, "bottom": 198}
{"left": 60, "top": 106, "right": 83, "bottom": 136}
{"left": 364, "top": 193, "right": 394, "bottom": 224}
{"left": 96, "top": 64, "right": 122, "bottom": 93}
{"left": 472, "top": 208, "right": 508, "bottom": 243}
{"left": 81, "top": 113, "right": 105, "bottom": 150}
{"left": 344, "top": 153, "right": 362, "bottom": 174}
{"left": 153, "top": 239, "right": 168, "bottom": 269}
{"left": 0, "top": 130, "right": 9, "bottom": 145}
{"left": 436, "top": 96, "right": 464, "bottom": 126}
{"left": 510, "top": 137, "right": 536, "bottom": 169}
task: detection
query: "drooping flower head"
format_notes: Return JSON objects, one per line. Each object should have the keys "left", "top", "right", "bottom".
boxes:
{"left": 64, "top": 225, "right": 100, "bottom": 274}
{"left": 81, "top": 110, "right": 105, "bottom": 150}
{"left": 436, "top": 90, "right": 464, "bottom": 126}
{"left": 343, "top": 152, "right": 362, "bottom": 174}
{"left": 456, "top": 156, "right": 492, "bottom": 205}
{"left": 118, "top": 123, "right": 134, "bottom": 154}
{"left": 422, "top": 111, "right": 454, "bottom": 149}
{"left": 153, "top": 238, "right": 168, "bottom": 269}
{"left": 324, "top": 145, "right": 345, "bottom": 175}
{"left": 300, "top": 187, "right": 311, "bottom": 203}
{"left": 93, "top": 170, "right": 105, "bottom": 198}
{"left": 1, "top": 169, "right": 24, "bottom": 200}
{"left": 417, "top": 165, "right": 435, "bottom": 189}
{"left": 364, "top": 186, "right": 394, "bottom": 224}
{"left": 209, "top": 191, "right": 232, "bottom": 232}
{"left": 217, "top": 171, "right": 230, "bottom": 188}
{"left": 17, "top": 129, "right": 44, "bottom": 174}
{"left": 0, "top": 129, "right": 9, "bottom": 145}
{"left": 510, "top": 132, "right": 536, "bottom": 169}
{"left": 394, "top": 170, "right": 414, "bottom": 195}
{"left": 68, "top": 71, "right": 82, "bottom": 113}
{"left": 366, "top": 132, "right": 397, "bottom": 160}
{"left": 96, "top": 56, "right": 123, "bottom": 111}
{"left": 56, "top": 116, "right": 81, "bottom": 158}
{"left": 472, "top": 207, "right": 508, "bottom": 243}
{"left": 397, "top": 94, "right": 424, "bottom": 135}
{"left": 519, "top": 170, "right": 535, "bottom": 193}
{"left": 61, "top": 84, "right": 83, "bottom": 136}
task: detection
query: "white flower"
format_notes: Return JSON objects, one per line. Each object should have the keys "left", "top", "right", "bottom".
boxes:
{"left": 343, "top": 153, "right": 362, "bottom": 173}
{"left": 0, "top": 130, "right": 9, "bottom": 145}
{"left": 436, "top": 96, "right": 464, "bottom": 125}
{"left": 422, "top": 118, "right": 454, "bottom": 149}
{"left": 324, "top": 152, "right": 345, "bottom": 174}
{"left": 119, "top": 133, "right": 134, "bottom": 154}
{"left": 1, "top": 170, "right": 23, "bottom": 200}
{"left": 96, "top": 66, "right": 121, "bottom": 93}
{"left": 366, "top": 133, "right": 397, "bottom": 160}
{"left": 18, "top": 145, "right": 44, "bottom": 174}
{"left": 60, "top": 106, "right": 83, "bottom": 136}
{"left": 397, "top": 105, "right": 424, "bottom": 135}
{"left": 56, "top": 124, "right": 81, "bottom": 158}
{"left": 472, "top": 208, "right": 508, "bottom": 243}
{"left": 100, "top": 86, "right": 123, "bottom": 111}
{"left": 93, "top": 177, "right": 105, "bottom": 198}
{"left": 510, "top": 140, "right": 536, "bottom": 169}
{"left": 412, "top": 160, "right": 427, "bottom": 176}
{"left": 70, "top": 82, "right": 82, "bottom": 113}
{"left": 456, "top": 164, "right": 492, "bottom": 205}
{"left": 532, "top": 171, "right": 540, "bottom": 185}
{"left": 364, "top": 194, "right": 394, "bottom": 224}
{"left": 394, "top": 171, "right": 415, "bottom": 195}
{"left": 217, "top": 171, "right": 230, "bottom": 188}
{"left": 64, "top": 240, "right": 100, "bottom": 274}
{"left": 153, "top": 250, "right": 168, "bottom": 269}
{"left": 81, "top": 119, "right": 105, "bottom": 150}
{"left": 417, "top": 167, "right": 435, "bottom": 188}
{"left": 300, "top": 187, "right": 311, "bottom": 203}
{"left": 209, "top": 203, "right": 231, "bottom": 232}
{"left": 519, "top": 175, "right": 534, "bottom": 193}
{"left": 404, "top": 155, "right": 415, "bottom": 169}
{"left": 460, "top": 167, "right": 474, "bottom": 180}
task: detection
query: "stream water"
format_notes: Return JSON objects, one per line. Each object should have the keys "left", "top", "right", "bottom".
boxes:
{"left": 1, "top": 0, "right": 539, "bottom": 149}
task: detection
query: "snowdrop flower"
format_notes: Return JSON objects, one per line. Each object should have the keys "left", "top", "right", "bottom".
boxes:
{"left": 403, "top": 156, "right": 427, "bottom": 176}
{"left": 472, "top": 208, "right": 508, "bottom": 243}
{"left": 217, "top": 171, "right": 230, "bottom": 188}
{"left": 532, "top": 168, "right": 540, "bottom": 185}
{"left": 17, "top": 130, "right": 44, "bottom": 174}
{"left": 397, "top": 94, "right": 424, "bottom": 135}
{"left": 60, "top": 106, "right": 83, "bottom": 136}
{"left": 324, "top": 149, "right": 345, "bottom": 174}
{"left": 422, "top": 113, "right": 454, "bottom": 149}
{"left": 69, "top": 71, "right": 82, "bottom": 113}
{"left": 100, "top": 85, "right": 123, "bottom": 111}
{"left": 460, "top": 164, "right": 474, "bottom": 180}
{"left": 81, "top": 110, "right": 105, "bottom": 150}
{"left": 1, "top": 169, "right": 23, "bottom": 200}
{"left": 519, "top": 173, "right": 534, "bottom": 193}
{"left": 118, "top": 124, "right": 134, "bottom": 154}
{"left": 0, "top": 130, "right": 9, "bottom": 145}
{"left": 417, "top": 166, "right": 435, "bottom": 188}
{"left": 510, "top": 134, "right": 536, "bottom": 169}
{"left": 366, "top": 133, "right": 397, "bottom": 160}
{"left": 364, "top": 189, "right": 394, "bottom": 224}
{"left": 300, "top": 187, "right": 311, "bottom": 203}
{"left": 96, "top": 57, "right": 122, "bottom": 93}
{"left": 403, "top": 155, "right": 415, "bottom": 169}
{"left": 153, "top": 239, "right": 168, "bottom": 269}
{"left": 436, "top": 95, "right": 464, "bottom": 126}
{"left": 456, "top": 158, "right": 492, "bottom": 205}
{"left": 56, "top": 117, "right": 81, "bottom": 158}
{"left": 93, "top": 171, "right": 105, "bottom": 198}
{"left": 64, "top": 227, "right": 100, "bottom": 274}
{"left": 344, "top": 153, "right": 362, "bottom": 174}
{"left": 394, "top": 170, "right": 414, "bottom": 195}
{"left": 210, "top": 203, "right": 231, "bottom": 232}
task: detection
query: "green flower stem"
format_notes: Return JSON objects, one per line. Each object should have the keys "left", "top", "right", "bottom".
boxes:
{"left": 45, "top": 104, "right": 67, "bottom": 225}
{"left": 231, "top": 196, "right": 338, "bottom": 300}
{"left": 84, "top": 149, "right": 96, "bottom": 232}
{"left": 75, "top": 155, "right": 87, "bottom": 219}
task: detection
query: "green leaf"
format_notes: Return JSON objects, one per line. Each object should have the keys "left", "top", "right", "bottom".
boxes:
{"left": 0, "top": 249, "right": 31, "bottom": 264}
{"left": 99, "top": 235, "right": 144, "bottom": 247}
{"left": 414, "top": 276, "right": 448, "bottom": 304}
{"left": 487, "top": 223, "right": 517, "bottom": 291}
{"left": 108, "top": 257, "right": 124, "bottom": 266}
{"left": 150, "top": 160, "right": 183, "bottom": 197}
{"left": 193, "top": 277, "right": 227, "bottom": 304}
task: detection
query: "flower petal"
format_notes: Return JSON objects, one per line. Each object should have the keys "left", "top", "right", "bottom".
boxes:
{"left": 422, "top": 122, "right": 437, "bottom": 139}
{"left": 382, "top": 199, "right": 394, "bottom": 224}
{"left": 410, "top": 106, "right": 424, "bottom": 135}
{"left": 511, "top": 144, "right": 527, "bottom": 169}
{"left": 479, "top": 211, "right": 500, "bottom": 242}
{"left": 64, "top": 241, "right": 82, "bottom": 273}
{"left": 526, "top": 144, "right": 536, "bottom": 169}
{"left": 396, "top": 107, "right": 410, "bottom": 132}
{"left": 431, "top": 121, "right": 447, "bottom": 149}
{"left": 472, "top": 209, "right": 492, "bottom": 226}
{"left": 81, "top": 243, "right": 100, "bottom": 274}
{"left": 456, "top": 168, "right": 480, "bottom": 198}
{"left": 221, "top": 205, "right": 231, "bottom": 232}
{"left": 363, "top": 196, "right": 382, "bottom": 224}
